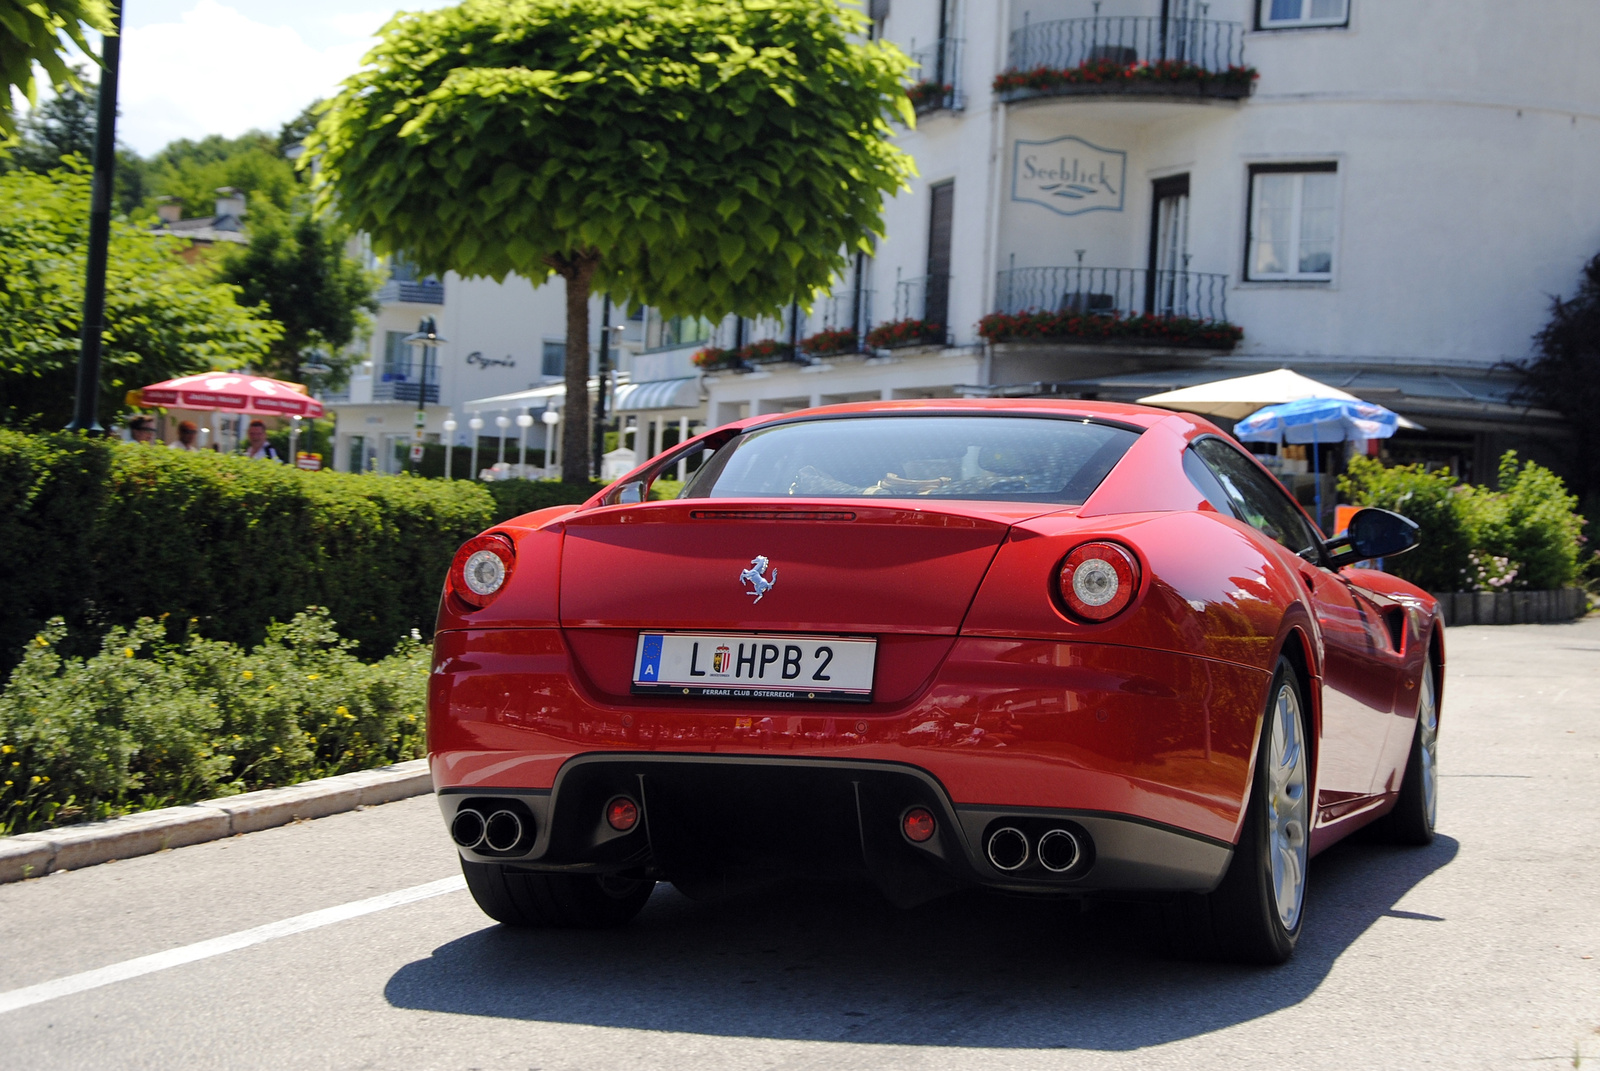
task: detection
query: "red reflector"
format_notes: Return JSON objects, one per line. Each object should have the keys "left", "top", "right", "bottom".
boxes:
{"left": 606, "top": 797, "right": 639, "bottom": 832}
{"left": 902, "top": 807, "right": 936, "bottom": 843}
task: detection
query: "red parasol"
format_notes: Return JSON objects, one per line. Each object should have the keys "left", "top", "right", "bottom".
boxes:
{"left": 135, "top": 372, "right": 324, "bottom": 418}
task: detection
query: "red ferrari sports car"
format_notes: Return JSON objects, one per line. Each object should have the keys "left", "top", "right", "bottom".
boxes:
{"left": 428, "top": 399, "right": 1441, "bottom": 963}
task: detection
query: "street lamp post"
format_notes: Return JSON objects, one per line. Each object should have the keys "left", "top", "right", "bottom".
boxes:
{"left": 516, "top": 412, "right": 533, "bottom": 476}
{"left": 495, "top": 414, "right": 510, "bottom": 472}
{"left": 442, "top": 416, "right": 457, "bottom": 479}
{"left": 468, "top": 415, "right": 483, "bottom": 478}
{"left": 542, "top": 409, "right": 559, "bottom": 480}
{"left": 403, "top": 317, "right": 447, "bottom": 475}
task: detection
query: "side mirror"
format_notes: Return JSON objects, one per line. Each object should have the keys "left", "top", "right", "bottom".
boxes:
{"left": 1325, "top": 507, "right": 1420, "bottom": 568}
{"left": 615, "top": 480, "right": 646, "bottom": 505}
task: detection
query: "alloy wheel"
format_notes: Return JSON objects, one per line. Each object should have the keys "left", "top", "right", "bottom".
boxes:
{"left": 1268, "top": 681, "right": 1310, "bottom": 930}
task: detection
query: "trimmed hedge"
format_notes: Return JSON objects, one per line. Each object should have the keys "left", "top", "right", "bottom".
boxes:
{"left": 0, "top": 431, "right": 599, "bottom": 671}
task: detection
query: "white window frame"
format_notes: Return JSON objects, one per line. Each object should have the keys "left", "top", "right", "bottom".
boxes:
{"left": 1245, "top": 163, "right": 1339, "bottom": 283}
{"left": 1259, "top": 0, "right": 1349, "bottom": 29}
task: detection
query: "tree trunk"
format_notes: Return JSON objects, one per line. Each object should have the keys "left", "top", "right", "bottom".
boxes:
{"left": 550, "top": 251, "right": 601, "bottom": 483}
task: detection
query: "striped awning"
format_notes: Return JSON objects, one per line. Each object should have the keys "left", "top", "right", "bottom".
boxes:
{"left": 614, "top": 377, "right": 700, "bottom": 412}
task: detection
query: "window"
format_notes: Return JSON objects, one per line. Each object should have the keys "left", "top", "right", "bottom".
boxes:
{"left": 682, "top": 416, "right": 1141, "bottom": 505}
{"left": 381, "top": 330, "right": 411, "bottom": 380}
{"left": 1260, "top": 0, "right": 1348, "bottom": 28}
{"left": 541, "top": 340, "right": 565, "bottom": 378}
{"left": 1193, "top": 438, "right": 1324, "bottom": 555}
{"left": 645, "top": 313, "right": 713, "bottom": 351}
{"left": 1246, "top": 163, "right": 1338, "bottom": 281}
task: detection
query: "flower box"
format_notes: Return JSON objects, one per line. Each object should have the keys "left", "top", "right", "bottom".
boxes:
{"left": 800, "top": 328, "right": 859, "bottom": 357}
{"left": 977, "top": 311, "right": 1242, "bottom": 351}
{"left": 993, "top": 59, "right": 1257, "bottom": 103}
{"left": 865, "top": 318, "right": 946, "bottom": 350}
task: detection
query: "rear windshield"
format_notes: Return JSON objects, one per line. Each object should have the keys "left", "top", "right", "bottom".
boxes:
{"left": 681, "top": 416, "right": 1140, "bottom": 504}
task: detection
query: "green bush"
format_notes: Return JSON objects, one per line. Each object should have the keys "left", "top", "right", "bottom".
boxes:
{"left": 1340, "top": 451, "right": 1587, "bottom": 592}
{"left": 0, "top": 608, "right": 428, "bottom": 835}
{"left": 1338, "top": 456, "right": 1474, "bottom": 592}
{"left": 0, "top": 429, "right": 494, "bottom": 671}
{"left": 485, "top": 478, "right": 601, "bottom": 523}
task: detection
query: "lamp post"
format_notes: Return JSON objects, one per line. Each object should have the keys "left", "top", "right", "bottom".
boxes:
{"left": 468, "top": 415, "right": 483, "bottom": 478}
{"left": 442, "top": 416, "right": 457, "bottom": 479}
{"left": 403, "top": 317, "right": 447, "bottom": 475}
{"left": 289, "top": 415, "right": 301, "bottom": 463}
{"left": 541, "top": 409, "right": 559, "bottom": 479}
{"left": 516, "top": 412, "right": 533, "bottom": 477}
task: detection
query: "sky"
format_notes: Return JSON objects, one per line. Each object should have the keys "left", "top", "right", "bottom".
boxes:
{"left": 99, "top": 0, "right": 451, "bottom": 155}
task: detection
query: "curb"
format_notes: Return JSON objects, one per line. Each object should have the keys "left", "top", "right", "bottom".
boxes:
{"left": 0, "top": 759, "right": 433, "bottom": 885}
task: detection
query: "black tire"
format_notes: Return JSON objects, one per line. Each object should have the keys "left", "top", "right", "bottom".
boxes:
{"left": 1372, "top": 656, "right": 1439, "bottom": 846}
{"left": 1168, "top": 657, "right": 1310, "bottom": 965}
{"left": 461, "top": 859, "right": 655, "bottom": 928}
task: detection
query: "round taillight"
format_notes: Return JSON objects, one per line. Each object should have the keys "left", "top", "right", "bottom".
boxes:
{"left": 450, "top": 533, "right": 514, "bottom": 609}
{"left": 1057, "top": 541, "right": 1140, "bottom": 622}
{"left": 606, "top": 796, "right": 639, "bottom": 832}
{"left": 902, "top": 807, "right": 937, "bottom": 843}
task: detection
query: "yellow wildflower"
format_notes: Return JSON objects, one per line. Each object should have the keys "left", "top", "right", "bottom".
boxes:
{"left": 30, "top": 776, "right": 40, "bottom": 784}
{"left": 1, "top": 745, "right": 12, "bottom": 754}
{"left": 3, "top": 781, "right": 11, "bottom": 787}
{"left": 34, "top": 636, "right": 48, "bottom": 648}
{"left": 241, "top": 670, "right": 253, "bottom": 680}
{"left": 307, "top": 674, "right": 320, "bottom": 680}
{"left": 124, "top": 647, "right": 134, "bottom": 658}
{"left": 336, "top": 705, "right": 350, "bottom": 717}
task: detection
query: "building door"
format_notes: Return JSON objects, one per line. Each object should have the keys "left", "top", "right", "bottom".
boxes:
{"left": 1147, "top": 173, "right": 1190, "bottom": 315}
{"left": 925, "top": 181, "right": 954, "bottom": 330}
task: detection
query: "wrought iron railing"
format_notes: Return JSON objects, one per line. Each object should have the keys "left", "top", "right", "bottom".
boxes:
{"left": 994, "top": 265, "right": 1229, "bottom": 322}
{"left": 1009, "top": 14, "right": 1245, "bottom": 74}
{"left": 893, "top": 274, "right": 951, "bottom": 325}
{"left": 377, "top": 278, "right": 445, "bottom": 305}
{"left": 908, "top": 38, "right": 964, "bottom": 112}
{"left": 372, "top": 379, "right": 440, "bottom": 403}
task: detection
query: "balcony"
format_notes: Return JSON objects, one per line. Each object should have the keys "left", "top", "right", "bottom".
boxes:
{"left": 998, "top": 15, "right": 1253, "bottom": 104}
{"left": 377, "top": 277, "right": 445, "bottom": 305}
{"left": 907, "top": 38, "right": 964, "bottom": 114}
{"left": 371, "top": 377, "right": 440, "bottom": 403}
{"left": 986, "top": 265, "right": 1240, "bottom": 352}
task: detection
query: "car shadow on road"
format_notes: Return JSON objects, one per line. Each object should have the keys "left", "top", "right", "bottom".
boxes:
{"left": 385, "top": 834, "right": 1459, "bottom": 1049}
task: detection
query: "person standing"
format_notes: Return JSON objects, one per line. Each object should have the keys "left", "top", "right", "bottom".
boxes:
{"left": 243, "top": 419, "right": 281, "bottom": 461}
{"left": 127, "top": 416, "right": 156, "bottom": 443}
{"left": 169, "top": 421, "right": 199, "bottom": 450}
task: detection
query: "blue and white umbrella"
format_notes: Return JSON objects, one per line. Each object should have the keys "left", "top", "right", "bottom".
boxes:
{"left": 1234, "top": 397, "right": 1403, "bottom": 532}
{"left": 1233, "top": 397, "right": 1401, "bottom": 445}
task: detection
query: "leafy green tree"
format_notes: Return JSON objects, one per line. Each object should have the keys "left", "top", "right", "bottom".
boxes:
{"left": 0, "top": 70, "right": 150, "bottom": 214}
{"left": 0, "top": 166, "right": 281, "bottom": 429}
{"left": 0, "top": 0, "right": 112, "bottom": 141}
{"left": 143, "top": 131, "right": 299, "bottom": 218}
{"left": 309, "top": 0, "right": 914, "bottom": 481}
{"left": 1518, "top": 253, "right": 1600, "bottom": 502}
{"left": 218, "top": 212, "right": 380, "bottom": 384}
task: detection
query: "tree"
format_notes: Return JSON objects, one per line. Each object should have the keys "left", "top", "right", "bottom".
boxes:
{"left": 309, "top": 0, "right": 914, "bottom": 481}
{"left": 0, "top": 0, "right": 112, "bottom": 141}
{"left": 142, "top": 131, "right": 299, "bottom": 218}
{"left": 1, "top": 69, "right": 149, "bottom": 215}
{"left": 218, "top": 212, "right": 380, "bottom": 385}
{"left": 0, "top": 166, "right": 281, "bottom": 428}
{"left": 1517, "top": 253, "right": 1600, "bottom": 501}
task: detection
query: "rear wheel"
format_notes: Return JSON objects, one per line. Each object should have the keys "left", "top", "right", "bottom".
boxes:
{"left": 1374, "top": 656, "right": 1439, "bottom": 845}
{"left": 1169, "top": 657, "right": 1309, "bottom": 964}
{"left": 461, "top": 859, "right": 655, "bottom": 928}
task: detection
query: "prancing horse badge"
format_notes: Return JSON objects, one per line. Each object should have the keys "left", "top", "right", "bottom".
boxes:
{"left": 739, "top": 556, "right": 777, "bottom": 602}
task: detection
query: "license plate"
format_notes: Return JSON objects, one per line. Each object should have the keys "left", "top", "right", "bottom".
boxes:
{"left": 632, "top": 632, "right": 876, "bottom": 702}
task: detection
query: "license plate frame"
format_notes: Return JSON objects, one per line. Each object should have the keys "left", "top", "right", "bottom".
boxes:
{"left": 631, "top": 631, "right": 877, "bottom": 702}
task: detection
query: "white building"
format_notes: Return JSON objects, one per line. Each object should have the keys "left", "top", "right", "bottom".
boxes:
{"left": 331, "top": 0, "right": 1599, "bottom": 485}
{"left": 699, "top": 0, "right": 1600, "bottom": 483}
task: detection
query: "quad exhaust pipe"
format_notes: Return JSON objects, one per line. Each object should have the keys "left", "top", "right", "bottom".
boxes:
{"left": 985, "top": 826, "right": 1083, "bottom": 874}
{"left": 451, "top": 805, "right": 528, "bottom": 853}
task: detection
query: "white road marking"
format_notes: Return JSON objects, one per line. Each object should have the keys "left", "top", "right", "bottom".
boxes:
{"left": 0, "top": 875, "right": 466, "bottom": 1016}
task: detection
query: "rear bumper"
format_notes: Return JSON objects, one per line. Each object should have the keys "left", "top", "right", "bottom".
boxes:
{"left": 439, "top": 755, "right": 1232, "bottom": 900}
{"left": 429, "top": 626, "right": 1268, "bottom": 890}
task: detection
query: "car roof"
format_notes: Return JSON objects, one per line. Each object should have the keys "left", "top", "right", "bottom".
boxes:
{"left": 730, "top": 397, "right": 1226, "bottom": 437}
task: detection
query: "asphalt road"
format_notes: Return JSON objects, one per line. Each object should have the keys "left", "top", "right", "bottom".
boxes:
{"left": 1, "top": 619, "right": 1596, "bottom": 1071}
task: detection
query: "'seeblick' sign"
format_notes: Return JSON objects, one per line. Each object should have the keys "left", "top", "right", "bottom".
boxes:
{"left": 1012, "top": 136, "right": 1127, "bottom": 216}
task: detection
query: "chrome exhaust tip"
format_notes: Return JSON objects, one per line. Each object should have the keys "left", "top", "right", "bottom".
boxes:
{"left": 450, "top": 808, "right": 487, "bottom": 849}
{"left": 483, "top": 809, "right": 525, "bottom": 853}
{"left": 986, "top": 826, "right": 1030, "bottom": 872}
{"left": 1037, "top": 828, "right": 1082, "bottom": 873}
